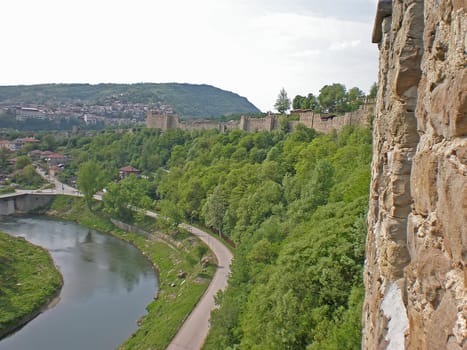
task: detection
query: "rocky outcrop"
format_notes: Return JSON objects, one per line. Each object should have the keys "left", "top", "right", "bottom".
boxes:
{"left": 364, "top": 1, "right": 466, "bottom": 349}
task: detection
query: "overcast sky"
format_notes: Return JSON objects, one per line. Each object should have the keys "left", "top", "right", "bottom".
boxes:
{"left": 0, "top": 0, "right": 379, "bottom": 112}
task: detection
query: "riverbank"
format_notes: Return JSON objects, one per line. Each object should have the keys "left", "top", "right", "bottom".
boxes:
{"left": 45, "top": 195, "right": 216, "bottom": 349}
{"left": 0, "top": 231, "right": 63, "bottom": 339}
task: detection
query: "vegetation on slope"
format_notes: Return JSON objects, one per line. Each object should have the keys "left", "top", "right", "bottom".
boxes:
{"left": 0, "top": 83, "right": 260, "bottom": 118}
{"left": 58, "top": 124, "right": 371, "bottom": 349}
{"left": 46, "top": 195, "right": 215, "bottom": 349}
{"left": 0, "top": 231, "right": 62, "bottom": 337}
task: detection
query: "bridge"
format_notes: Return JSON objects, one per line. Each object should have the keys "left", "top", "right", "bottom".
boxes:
{"left": 0, "top": 191, "right": 57, "bottom": 215}
{"left": 0, "top": 166, "right": 86, "bottom": 216}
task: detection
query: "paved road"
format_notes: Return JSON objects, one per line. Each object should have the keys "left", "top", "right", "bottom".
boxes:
{"left": 145, "top": 211, "right": 233, "bottom": 350}
{"left": 33, "top": 166, "right": 82, "bottom": 196}
{"left": 32, "top": 169, "right": 234, "bottom": 350}
{"left": 167, "top": 223, "right": 232, "bottom": 350}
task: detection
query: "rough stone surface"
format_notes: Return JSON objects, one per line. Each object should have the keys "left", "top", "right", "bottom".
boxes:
{"left": 364, "top": 1, "right": 466, "bottom": 349}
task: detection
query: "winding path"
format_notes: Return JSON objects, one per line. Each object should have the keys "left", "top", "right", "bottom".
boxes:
{"left": 29, "top": 168, "right": 234, "bottom": 350}
{"left": 144, "top": 211, "right": 233, "bottom": 349}
{"left": 167, "top": 223, "right": 232, "bottom": 350}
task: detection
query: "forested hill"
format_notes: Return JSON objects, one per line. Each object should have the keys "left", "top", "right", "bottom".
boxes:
{"left": 0, "top": 83, "right": 260, "bottom": 118}
{"left": 50, "top": 124, "right": 371, "bottom": 349}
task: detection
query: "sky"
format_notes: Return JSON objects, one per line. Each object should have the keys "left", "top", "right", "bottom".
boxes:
{"left": 0, "top": 0, "right": 380, "bottom": 112}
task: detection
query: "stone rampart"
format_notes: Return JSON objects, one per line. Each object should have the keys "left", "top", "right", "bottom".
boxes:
{"left": 146, "top": 102, "right": 374, "bottom": 134}
{"left": 146, "top": 112, "right": 180, "bottom": 130}
{"left": 292, "top": 102, "right": 374, "bottom": 132}
{"left": 179, "top": 120, "right": 225, "bottom": 132}
{"left": 239, "top": 115, "right": 279, "bottom": 132}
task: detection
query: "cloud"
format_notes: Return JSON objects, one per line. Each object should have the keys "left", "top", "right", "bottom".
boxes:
{"left": 241, "top": 10, "right": 378, "bottom": 109}
{"left": 248, "top": 12, "right": 371, "bottom": 52}
{"left": 0, "top": 0, "right": 379, "bottom": 112}
{"left": 289, "top": 49, "right": 323, "bottom": 58}
{"left": 329, "top": 40, "right": 362, "bottom": 50}
{"left": 240, "top": 0, "right": 378, "bottom": 22}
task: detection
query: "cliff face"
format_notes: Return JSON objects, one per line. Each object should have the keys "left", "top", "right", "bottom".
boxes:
{"left": 364, "top": 1, "right": 466, "bottom": 349}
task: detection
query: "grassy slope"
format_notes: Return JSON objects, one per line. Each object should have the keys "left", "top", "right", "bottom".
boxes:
{"left": 0, "top": 231, "right": 62, "bottom": 337}
{"left": 47, "top": 196, "right": 216, "bottom": 350}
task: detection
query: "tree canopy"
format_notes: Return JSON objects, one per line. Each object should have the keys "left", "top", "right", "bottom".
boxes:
{"left": 58, "top": 122, "right": 372, "bottom": 349}
{"left": 77, "top": 160, "right": 108, "bottom": 207}
{"left": 292, "top": 82, "right": 373, "bottom": 115}
{"left": 274, "top": 88, "right": 291, "bottom": 114}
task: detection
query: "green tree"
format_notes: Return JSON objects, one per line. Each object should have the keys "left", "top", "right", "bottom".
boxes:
{"left": 0, "top": 148, "right": 10, "bottom": 169}
{"left": 292, "top": 95, "right": 306, "bottom": 110}
{"left": 318, "top": 83, "right": 347, "bottom": 113}
{"left": 14, "top": 164, "right": 43, "bottom": 188}
{"left": 274, "top": 88, "right": 291, "bottom": 114}
{"left": 305, "top": 93, "right": 320, "bottom": 111}
{"left": 158, "top": 199, "right": 184, "bottom": 234}
{"left": 346, "top": 87, "right": 365, "bottom": 112}
{"left": 202, "top": 185, "right": 228, "bottom": 236}
{"left": 15, "top": 155, "right": 31, "bottom": 170}
{"left": 18, "top": 143, "right": 36, "bottom": 155}
{"left": 293, "top": 93, "right": 321, "bottom": 112}
{"left": 77, "top": 160, "right": 108, "bottom": 207}
{"left": 103, "top": 175, "right": 152, "bottom": 222}
{"left": 40, "top": 134, "right": 57, "bottom": 150}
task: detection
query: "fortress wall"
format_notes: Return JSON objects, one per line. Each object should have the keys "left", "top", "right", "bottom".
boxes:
{"left": 292, "top": 102, "right": 374, "bottom": 133}
{"left": 146, "top": 102, "right": 375, "bottom": 134}
{"left": 179, "top": 120, "right": 223, "bottom": 131}
{"left": 240, "top": 115, "right": 278, "bottom": 132}
{"left": 166, "top": 115, "right": 180, "bottom": 129}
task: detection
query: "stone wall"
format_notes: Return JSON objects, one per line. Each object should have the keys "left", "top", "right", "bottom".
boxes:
{"left": 146, "top": 102, "right": 373, "bottom": 134}
{"left": 0, "top": 194, "right": 55, "bottom": 215}
{"left": 146, "top": 112, "right": 181, "bottom": 130}
{"left": 239, "top": 115, "right": 279, "bottom": 132}
{"left": 363, "top": 1, "right": 466, "bottom": 349}
{"left": 292, "top": 102, "right": 374, "bottom": 132}
{"left": 0, "top": 197, "right": 15, "bottom": 215}
{"left": 179, "top": 120, "right": 223, "bottom": 131}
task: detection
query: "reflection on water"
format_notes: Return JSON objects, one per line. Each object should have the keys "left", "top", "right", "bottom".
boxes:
{"left": 0, "top": 216, "right": 158, "bottom": 350}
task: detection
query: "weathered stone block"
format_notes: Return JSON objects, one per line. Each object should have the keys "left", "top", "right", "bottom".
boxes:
{"left": 364, "top": 1, "right": 466, "bottom": 349}
{"left": 411, "top": 150, "right": 438, "bottom": 215}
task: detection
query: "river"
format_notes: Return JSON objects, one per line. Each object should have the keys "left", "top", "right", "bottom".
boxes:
{"left": 0, "top": 216, "right": 158, "bottom": 350}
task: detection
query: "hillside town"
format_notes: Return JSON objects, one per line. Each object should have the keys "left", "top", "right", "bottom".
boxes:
{"left": 0, "top": 99, "right": 175, "bottom": 128}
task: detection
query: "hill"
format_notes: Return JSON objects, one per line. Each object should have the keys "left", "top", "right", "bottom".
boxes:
{"left": 0, "top": 83, "right": 260, "bottom": 119}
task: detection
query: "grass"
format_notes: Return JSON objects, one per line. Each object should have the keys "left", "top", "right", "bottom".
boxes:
{"left": 0, "top": 186, "right": 15, "bottom": 195}
{"left": 0, "top": 231, "right": 63, "bottom": 337}
{"left": 46, "top": 196, "right": 216, "bottom": 350}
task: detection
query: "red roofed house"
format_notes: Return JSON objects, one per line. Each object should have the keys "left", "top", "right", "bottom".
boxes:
{"left": 28, "top": 149, "right": 44, "bottom": 160}
{"left": 11, "top": 137, "right": 40, "bottom": 151}
{"left": 46, "top": 153, "right": 67, "bottom": 166}
{"left": 16, "top": 137, "right": 40, "bottom": 144}
{"left": 119, "top": 166, "right": 140, "bottom": 179}
{"left": 0, "top": 140, "right": 14, "bottom": 151}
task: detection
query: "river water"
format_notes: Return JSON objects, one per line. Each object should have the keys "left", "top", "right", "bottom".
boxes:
{"left": 0, "top": 216, "right": 158, "bottom": 350}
